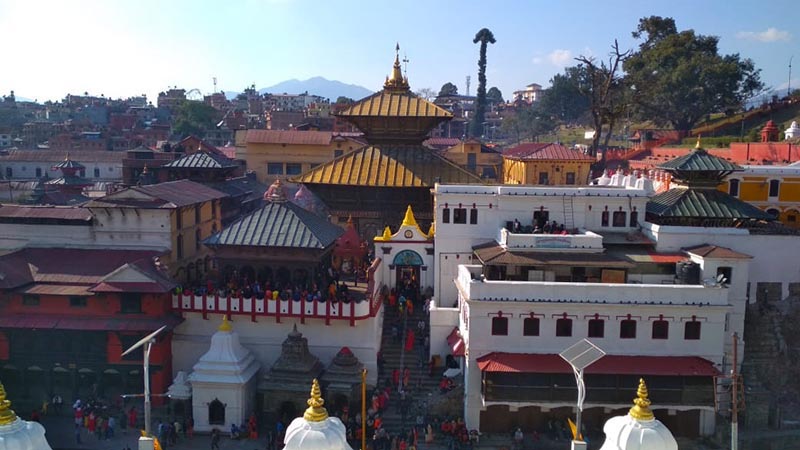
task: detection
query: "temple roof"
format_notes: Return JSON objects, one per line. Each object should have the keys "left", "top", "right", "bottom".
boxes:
{"left": 163, "top": 151, "right": 238, "bottom": 169}
{"left": 646, "top": 187, "right": 773, "bottom": 221}
{"left": 205, "top": 200, "right": 343, "bottom": 249}
{"left": 657, "top": 147, "right": 742, "bottom": 173}
{"left": 336, "top": 90, "right": 451, "bottom": 120}
{"left": 291, "top": 145, "right": 483, "bottom": 187}
{"left": 51, "top": 154, "right": 85, "bottom": 170}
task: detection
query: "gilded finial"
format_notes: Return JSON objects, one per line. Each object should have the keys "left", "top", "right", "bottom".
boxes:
{"left": 347, "top": 215, "right": 353, "bottom": 227}
{"left": 384, "top": 43, "right": 409, "bottom": 91}
{"left": 695, "top": 135, "right": 702, "bottom": 150}
{"left": 428, "top": 222, "right": 436, "bottom": 238}
{"left": 0, "top": 380, "right": 18, "bottom": 426}
{"left": 375, "top": 226, "right": 392, "bottom": 241}
{"left": 218, "top": 314, "right": 232, "bottom": 332}
{"left": 303, "top": 379, "right": 329, "bottom": 422}
{"left": 628, "top": 378, "right": 655, "bottom": 421}
{"left": 402, "top": 205, "right": 418, "bottom": 228}
{"left": 64, "top": 152, "right": 70, "bottom": 161}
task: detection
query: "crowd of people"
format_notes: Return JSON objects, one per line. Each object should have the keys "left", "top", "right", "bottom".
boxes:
{"left": 512, "top": 218, "right": 569, "bottom": 235}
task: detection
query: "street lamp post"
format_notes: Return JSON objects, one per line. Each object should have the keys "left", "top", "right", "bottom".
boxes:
{"left": 559, "top": 339, "right": 605, "bottom": 450}
{"left": 121, "top": 326, "right": 167, "bottom": 447}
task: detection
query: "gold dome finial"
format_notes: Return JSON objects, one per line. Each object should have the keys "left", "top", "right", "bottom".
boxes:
{"left": 695, "top": 135, "right": 702, "bottom": 150}
{"left": 303, "top": 379, "right": 328, "bottom": 422}
{"left": 219, "top": 314, "right": 232, "bottom": 332}
{"left": 375, "top": 226, "right": 392, "bottom": 241}
{"left": 628, "top": 378, "right": 655, "bottom": 421}
{"left": 402, "top": 205, "right": 418, "bottom": 228}
{"left": 0, "top": 380, "right": 18, "bottom": 426}
{"left": 64, "top": 152, "right": 71, "bottom": 161}
{"left": 384, "top": 43, "right": 409, "bottom": 91}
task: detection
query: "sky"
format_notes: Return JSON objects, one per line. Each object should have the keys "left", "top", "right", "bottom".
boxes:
{"left": 0, "top": 0, "right": 797, "bottom": 103}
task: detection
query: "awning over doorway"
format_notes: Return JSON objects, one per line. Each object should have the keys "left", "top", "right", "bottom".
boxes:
{"left": 446, "top": 327, "right": 465, "bottom": 357}
{"left": 476, "top": 353, "right": 719, "bottom": 377}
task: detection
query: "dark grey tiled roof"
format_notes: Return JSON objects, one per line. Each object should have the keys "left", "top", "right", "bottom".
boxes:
{"left": 163, "top": 151, "right": 237, "bottom": 169}
{"left": 646, "top": 187, "right": 773, "bottom": 220}
{"left": 657, "top": 148, "right": 742, "bottom": 172}
{"left": 205, "top": 201, "right": 343, "bottom": 249}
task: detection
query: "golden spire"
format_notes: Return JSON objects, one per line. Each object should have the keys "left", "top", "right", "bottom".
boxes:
{"left": 0, "top": 380, "right": 18, "bottom": 426}
{"left": 218, "top": 314, "right": 232, "bottom": 332}
{"left": 402, "top": 205, "right": 418, "bottom": 228}
{"left": 64, "top": 152, "right": 71, "bottom": 161}
{"left": 303, "top": 379, "right": 329, "bottom": 422}
{"left": 375, "top": 226, "right": 392, "bottom": 241}
{"left": 346, "top": 215, "right": 354, "bottom": 227}
{"left": 695, "top": 135, "right": 703, "bottom": 150}
{"left": 384, "top": 43, "right": 409, "bottom": 91}
{"left": 628, "top": 378, "right": 655, "bottom": 421}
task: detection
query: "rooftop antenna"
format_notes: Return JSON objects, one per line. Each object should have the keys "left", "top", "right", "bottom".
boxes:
{"left": 402, "top": 53, "right": 410, "bottom": 78}
{"left": 466, "top": 75, "right": 471, "bottom": 97}
{"left": 789, "top": 56, "right": 793, "bottom": 98}
{"left": 213, "top": 77, "right": 218, "bottom": 93}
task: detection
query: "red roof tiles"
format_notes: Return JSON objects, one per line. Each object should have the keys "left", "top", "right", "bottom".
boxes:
{"left": 503, "top": 143, "right": 594, "bottom": 161}
{"left": 476, "top": 353, "right": 719, "bottom": 376}
{"left": 246, "top": 130, "right": 336, "bottom": 146}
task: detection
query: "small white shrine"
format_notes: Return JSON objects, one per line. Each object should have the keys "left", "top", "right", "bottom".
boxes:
{"left": 284, "top": 379, "right": 353, "bottom": 450}
{"left": 785, "top": 121, "right": 800, "bottom": 140}
{"left": 0, "top": 382, "right": 52, "bottom": 450}
{"left": 599, "top": 379, "right": 678, "bottom": 450}
{"left": 189, "top": 315, "right": 260, "bottom": 432}
{"left": 373, "top": 205, "right": 434, "bottom": 292}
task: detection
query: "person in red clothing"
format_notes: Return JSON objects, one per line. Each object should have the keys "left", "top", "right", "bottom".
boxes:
{"left": 398, "top": 438, "right": 407, "bottom": 450}
{"left": 392, "top": 368, "right": 400, "bottom": 387}
{"left": 128, "top": 407, "right": 137, "bottom": 430}
{"left": 404, "top": 329, "right": 415, "bottom": 352}
{"left": 403, "top": 367, "right": 411, "bottom": 388}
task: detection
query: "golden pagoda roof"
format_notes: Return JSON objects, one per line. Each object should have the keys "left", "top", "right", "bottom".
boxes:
{"left": 628, "top": 378, "right": 655, "bottom": 421}
{"left": 336, "top": 90, "right": 452, "bottom": 119}
{"left": 303, "top": 379, "right": 329, "bottom": 422}
{"left": 291, "top": 145, "right": 483, "bottom": 187}
{"left": 0, "top": 380, "right": 17, "bottom": 426}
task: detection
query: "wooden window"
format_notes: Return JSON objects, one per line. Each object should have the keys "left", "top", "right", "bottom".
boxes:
{"left": 523, "top": 317, "right": 540, "bottom": 336}
{"left": 556, "top": 318, "right": 573, "bottom": 337}
{"left": 69, "top": 296, "right": 87, "bottom": 307}
{"left": 22, "top": 294, "right": 40, "bottom": 306}
{"left": 93, "top": 167, "right": 100, "bottom": 178}
{"left": 769, "top": 179, "right": 780, "bottom": 197}
{"left": 728, "top": 179, "right": 739, "bottom": 197}
{"left": 35, "top": 167, "right": 42, "bottom": 177}
{"left": 491, "top": 317, "right": 508, "bottom": 336}
{"left": 267, "top": 163, "right": 284, "bottom": 175}
{"left": 620, "top": 319, "right": 637, "bottom": 339}
{"left": 601, "top": 211, "right": 609, "bottom": 227}
{"left": 538, "top": 172, "right": 549, "bottom": 185}
{"left": 442, "top": 208, "right": 450, "bottom": 223}
{"left": 717, "top": 266, "right": 732, "bottom": 285}
{"left": 195, "top": 228, "right": 202, "bottom": 250}
{"left": 629, "top": 211, "right": 639, "bottom": 227}
{"left": 334, "top": 149, "right": 344, "bottom": 158}
{"left": 469, "top": 209, "right": 478, "bottom": 225}
{"left": 652, "top": 320, "right": 669, "bottom": 339}
{"left": 684, "top": 321, "right": 702, "bottom": 340}
{"left": 612, "top": 211, "right": 627, "bottom": 227}
{"left": 565, "top": 172, "right": 576, "bottom": 185}
{"left": 176, "top": 234, "right": 184, "bottom": 259}
{"left": 176, "top": 211, "right": 182, "bottom": 229}
{"left": 588, "top": 319, "right": 605, "bottom": 338}
{"left": 285, "top": 163, "right": 302, "bottom": 175}
{"left": 120, "top": 293, "right": 142, "bottom": 314}
{"left": 453, "top": 208, "right": 467, "bottom": 224}
{"left": 195, "top": 205, "right": 201, "bottom": 224}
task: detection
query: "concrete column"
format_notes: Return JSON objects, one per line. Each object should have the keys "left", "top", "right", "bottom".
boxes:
{"left": 699, "top": 409, "right": 716, "bottom": 436}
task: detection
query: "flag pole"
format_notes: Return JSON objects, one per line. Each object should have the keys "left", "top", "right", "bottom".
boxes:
{"left": 361, "top": 368, "right": 367, "bottom": 450}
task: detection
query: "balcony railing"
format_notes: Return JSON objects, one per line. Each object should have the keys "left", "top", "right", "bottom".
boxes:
{"left": 500, "top": 228, "right": 603, "bottom": 250}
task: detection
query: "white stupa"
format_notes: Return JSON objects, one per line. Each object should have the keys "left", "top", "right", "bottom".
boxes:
{"left": 0, "top": 382, "right": 53, "bottom": 450}
{"left": 785, "top": 121, "right": 800, "bottom": 140}
{"left": 284, "top": 379, "right": 353, "bottom": 450}
{"left": 189, "top": 315, "right": 260, "bottom": 433}
{"left": 600, "top": 379, "right": 678, "bottom": 450}
{"left": 167, "top": 371, "right": 192, "bottom": 401}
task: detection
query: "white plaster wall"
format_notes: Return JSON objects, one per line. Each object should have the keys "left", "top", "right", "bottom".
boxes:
{"left": 173, "top": 312, "right": 383, "bottom": 386}
{"left": 0, "top": 223, "right": 94, "bottom": 250}
{"left": 1, "top": 161, "right": 122, "bottom": 180}
{"left": 428, "top": 301, "right": 460, "bottom": 362}
{"left": 191, "top": 378, "right": 256, "bottom": 433}
{"left": 90, "top": 208, "right": 172, "bottom": 250}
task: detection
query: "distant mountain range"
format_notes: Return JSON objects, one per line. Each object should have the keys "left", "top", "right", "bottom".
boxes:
{"left": 225, "top": 77, "right": 373, "bottom": 102}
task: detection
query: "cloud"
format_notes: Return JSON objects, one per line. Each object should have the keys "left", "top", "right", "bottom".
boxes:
{"left": 736, "top": 27, "right": 791, "bottom": 43}
{"left": 532, "top": 56, "right": 543, "bottom": 64}
{"left": 547, "top": 49, "right": 573, "bottom": 66}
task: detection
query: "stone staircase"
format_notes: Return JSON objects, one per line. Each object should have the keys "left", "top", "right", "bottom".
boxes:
{"left": 377, "top": 298, "right": 441, "bottom": 434}
{"left": 741, "top": 303, "right": 785, "bottom": 429}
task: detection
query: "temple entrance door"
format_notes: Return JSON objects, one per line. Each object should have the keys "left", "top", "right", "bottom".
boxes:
{"left": 393, "top": 250, "right": 423, "bottom": 303}
{"left": 209, "top": 398, "right": 226, "bottom": 425}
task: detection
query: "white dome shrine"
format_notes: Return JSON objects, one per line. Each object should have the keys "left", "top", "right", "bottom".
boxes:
{"left": 599, "top": 379, "right": 678, "bottom": 450}
{"left": 284, "top": 379, "right": 353, "bottom": 450}
{"left": 0, "top": 382, "right": 53, "bottom": 450}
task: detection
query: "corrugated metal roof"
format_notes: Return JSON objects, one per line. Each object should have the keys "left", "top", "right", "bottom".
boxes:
{"left": 0, "top": 205, "right": 93, "bottom": 221}
{"left": 206, "top": 201, "right": 343, "bottom": 249}
{"left": 0, "top": 314, "right": 183, "bottom": 331}
{"left": 52, "top": 158, "right": 85, "bottom": 169}
{"left": 135, "top": 180, "right": 227, "bottom": 207}
{"left": 245, "top": 130, "right": 334, "bottom": 146}
{"left": 337, "top": 90, "right": 452, "bottom": 119}
{"left": 44, "top": 175, "right": 92, "bottom": 186}
{"left": 476, "top": 353, "right": 719, "bottom": 376}
{"left": 658, "top": 148, "right": 742, "bottom": 172}
{"left": 291, "top": 145, "right": 483, "bottom": 187}
{"left": 646, "top": 187, "right": 774, "bottom": 220}
{"left": 163, "top": 151, "right": 237, "bottom": 169}
{"left": 472, "top": 243, "right": 634, "bottom": 268}
{"left": 503, "top": 143, "right": 594, "bottom": 161}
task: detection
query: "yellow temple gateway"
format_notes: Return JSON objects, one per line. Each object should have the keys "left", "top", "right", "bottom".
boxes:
{"left": 292, "top": 45, "right": 483, "bottom": 238}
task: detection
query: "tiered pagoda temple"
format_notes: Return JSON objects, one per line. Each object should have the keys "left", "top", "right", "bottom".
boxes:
{"left": 293, "top": 46, "right": 483, "bottom": 239}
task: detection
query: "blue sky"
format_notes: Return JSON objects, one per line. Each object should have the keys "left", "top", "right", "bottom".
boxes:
{"left": 0, "top": 0, "right": 796, "bottom": 103}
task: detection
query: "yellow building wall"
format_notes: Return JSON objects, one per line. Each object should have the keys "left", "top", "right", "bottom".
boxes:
{"left": 170, "top": 199, "right": 222, "bottom": 281}
{"left": 503, "top": 158, "right": 591, "bottom": 185}
{"left": 442, "top": 141, "right": 503, "bottom": 181}
{"left": 720, "top": 175, "right": 800, "bottom": 229}
{"left": 242, "top": 139, "right": 362, "bottom": 183}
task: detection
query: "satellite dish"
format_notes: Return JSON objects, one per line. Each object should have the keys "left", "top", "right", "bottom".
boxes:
{"left": 121, "top": 325, "right": 167, "bottom": 357}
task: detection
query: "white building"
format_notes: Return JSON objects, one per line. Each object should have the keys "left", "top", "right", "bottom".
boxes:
{"left": 428, "top": 144, "right": 800, "bottom": 437}
{"left": 0, "top": 150, "right": 123, "bottom": 181}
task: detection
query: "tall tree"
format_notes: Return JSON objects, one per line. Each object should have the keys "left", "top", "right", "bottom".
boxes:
{"left": 574, "top": 40, "right": 630, "bottom": 164}
{"left": 470, "top": 28, "right": 496, "bottom": 138}
{"left": 415, "top": 88, "right": 438, "bottom": 101}
{"left": 438, "top": 82, "right": 459, "bottom": 97}
{"left": 172, "top": 100, "right": 221, "bottom": 139}
{"left": 624, "top": 16, "right": 763, "bottom": 133}
{"left": 486, "top": 87, "right": 504, "bottom": 104}
{"left": 501, "top": 103, "right": 555, "bottom": 144}
{"left": 537, "top": 70, "right": 590, "bottom": 125}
